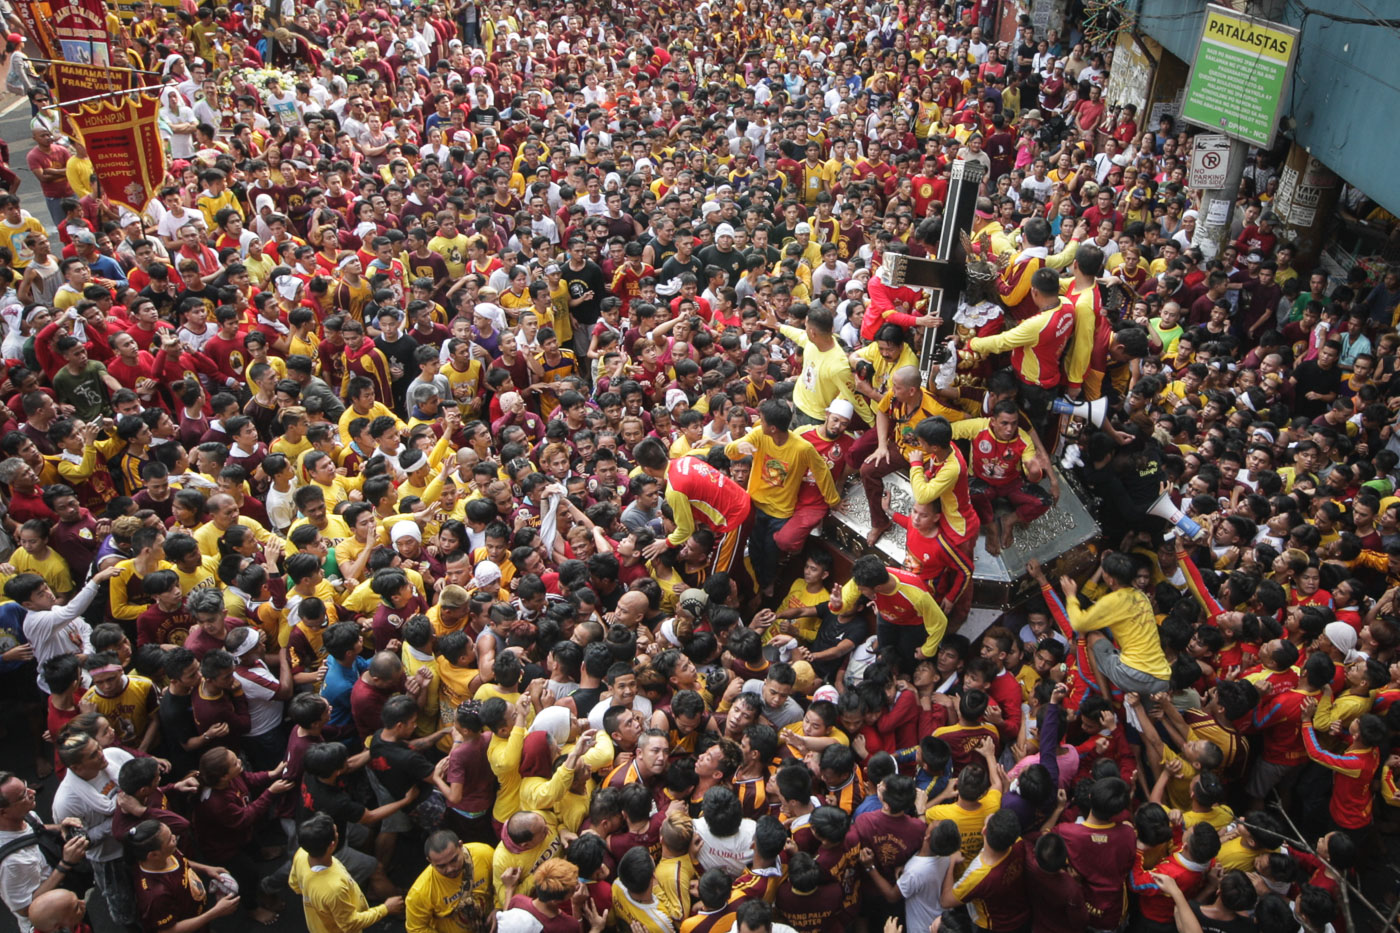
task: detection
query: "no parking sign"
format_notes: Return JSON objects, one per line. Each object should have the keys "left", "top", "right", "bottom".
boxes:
{"left": 1189, "top": 134, "right": 1232, "bottom": 189}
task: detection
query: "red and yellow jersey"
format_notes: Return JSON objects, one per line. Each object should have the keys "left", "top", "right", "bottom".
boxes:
{"left": 969, "top": 297, "right": 1077, "bottom": 389}
{"left": 1063, "top": 280, "right": 1108, "bottom": 395}
{"left": 1302, "top": 723, "right": 1379, "bottom": 829}
{"left": 910, "top": 445, "right": 979, "bottom": 543}
{"left": 663, "top": 456, "right": 752, "bottom": 544}
{"left": 952, "top": 418, "right": 1035, "bottom": 485}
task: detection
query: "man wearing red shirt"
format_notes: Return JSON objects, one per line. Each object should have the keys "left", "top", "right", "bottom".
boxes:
{"left": 975, "top": 626, "right": 1024, "bottom": 744}
{"left": 1081, "top": 188, "right": 1125, "bottom": 233}
{"left": 1243, "top": 651, "right": 1332, "bottom": 804}
{"left": 1129, "top": 823, "right": 1220, "bottom": 926}
{"left": 1301, "top": 697, "right": 1384, "bottom": 832}
{"left": 854, "top": 141, "right": 897, "bottom": 199}
{"left": 909, "top": 167, "right": 948, "bottom": 217}
{"left": 201, "top": 308, "right": 250, "bottom": 388}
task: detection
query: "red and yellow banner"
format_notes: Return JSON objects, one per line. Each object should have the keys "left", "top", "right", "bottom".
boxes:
{"left": 67, "top": 91, "right": 166, "bottom": 214}
{"left": 50, "top": 0, "right": 112, "bottom": 67}
{"left": 11, "top": 0, "right": 57, "bottom": 58}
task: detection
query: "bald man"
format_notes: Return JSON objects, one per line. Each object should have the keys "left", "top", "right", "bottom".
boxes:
{"left": 26, "top": 890, "right": 84, "bottom": 933}
{"left": 192, "top": 492, "right": 281, "bottom": 557}
{"left": 611, "top": 591, "right": 651, "bottom": 630}
{"left": 847, "top": 365, "right": 965, "bottom": 545}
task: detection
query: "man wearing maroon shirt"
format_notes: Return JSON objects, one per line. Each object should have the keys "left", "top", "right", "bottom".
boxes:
{"left": 850, "top": 775, "right": 924, "bottom": 910}
{"left": 350, "top": 651, "right": 405, "bottom": 741}
{"left": 1187, "top": 270, "right": 1231, "bottom": 327}
{"left": 945, "top": 808, "right": 1032, "bottom": 931}
{"left": 1054, "top": 777, "right": 1136, "bottom": 932}
{"left": 190, "top": 649, "right": 251, "bottom": 750}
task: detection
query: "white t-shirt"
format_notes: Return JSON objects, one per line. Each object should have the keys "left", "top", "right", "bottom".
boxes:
{"left": 51, "top": 746, "right": 132, "bottom": 862}
{"left": 586, "top": 694, "right": 653, "bottom": 731}
{"left": 0, "top": 814, "right": 52, "bottom": 933}
{"left": 692, "top": 817, "right": 756, "bottom": 878}
{"left": 897, "top": 854, "right": 950, "bottom": 933}
{"left": 235, "top": 661, "right": 284, "bottom": 736}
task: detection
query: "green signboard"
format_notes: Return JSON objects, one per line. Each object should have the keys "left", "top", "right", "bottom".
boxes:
{"left": 1181, "top": 4, "right": 1299, "bottom": 148}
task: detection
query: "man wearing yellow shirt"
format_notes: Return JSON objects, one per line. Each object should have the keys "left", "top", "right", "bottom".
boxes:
{"left": 724, "top": 399, "right": 838, "bottom": 598}
{"left": 484, "top": 692, "right": 532, "bottom": 826}
{"left": 428, "top": 212, "right": 472, "bottom": 279}
{"left": 848, "top": 324, "right": 917, "bottom": 425}
{"left": 405, "top": 831, "right": 494, "bottom": 933}
{"left": 1061, "top": 552, "right": 1171, "bottom": 695}
{"left": 774, "top": 305, "right": 856, "bottom": 426}
{"left": 191, "top": 494, "right": 280, "bottom": 558}
{"left": 289, "top": 814, "right": 402, "bottom": 933}
{"left": 851, "top": 365, "right": 964, "bottom": 545}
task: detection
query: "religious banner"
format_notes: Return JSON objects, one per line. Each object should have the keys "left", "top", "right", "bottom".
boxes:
{"left": 66, "top": 92, "right": 166, "bottom": 213}
{"left": 11, "top": 0, "right": 57, "bottom": 58}
{"left": 50, "top": 61, "right": 158, "bottom": 106}
{"left": 50, "top": 0, "right": 111, "bottom": 67}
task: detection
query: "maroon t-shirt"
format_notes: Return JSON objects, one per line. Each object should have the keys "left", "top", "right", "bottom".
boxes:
{"left": 350, "top": 677, "right": 394, "bottom": 739}
{"left": 1054, "top": 818, "right": 1137, "bottom": 930}
{"left": 508, "top": 895, "right": 579, "bottom": 933}
{"left": 443, "top": 735, "right": 494, "bottom": 815}
{"left": 136, "top": 854, "right": 207, "bottom": 933}
{"left": 849, "top": 810, "right": 925, "bottom": 892}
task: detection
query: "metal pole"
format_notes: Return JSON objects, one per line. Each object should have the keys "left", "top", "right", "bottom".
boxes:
{"left": 1190, "top": 137, "right": 1248, "bottom": 261}
{"left": 52, "top": 84, "right": 166, "bottom": 111}
{"left": 27, "top": 58, "right": 161, "bottom": 76}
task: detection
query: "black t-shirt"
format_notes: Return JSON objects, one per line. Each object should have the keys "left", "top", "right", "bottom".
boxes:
{"left": 1190, "top": 904, "right": 1256, "bottom": 933}
{"left": 697, "top": 244, "right": 745, "bottom": 287}
{"left": 811, "top": 606, "right": 869, "bottom": 656}
{"left": 657, "top": 253, "right": 704, "bottom": 289}
{"left": 367, "top": 733, "right": 434, "bottom": 800}
{"left": 1291, "top": 359, "right": 1343, "bottom": 418}
{"left": 467, "top": 107, "right": 500, "bottom": 129}
{"left": 375, "top": 333, "right": 420, "bottom": 398}
{"left": 140, "top": 284, "right": 179, "bottom": 318}
{"left": 562, "top": 258, "right": 606, "bottom": 325}
{"left": 158, "top": 691, "right": 198, "bottom": 774}
{"left": 571, "top": 685, "right": 604, "bottom": 719}
{"left": 303, "top": 775, "right": 366, "bottom": 844}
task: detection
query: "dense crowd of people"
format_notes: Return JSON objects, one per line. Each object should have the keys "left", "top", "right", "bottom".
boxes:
{"left": 0, "top": 2, "right": 1396, "bottom": 933}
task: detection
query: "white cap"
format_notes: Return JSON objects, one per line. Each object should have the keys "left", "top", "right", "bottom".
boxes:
{"left": 825, "top": 399, "right": 855, "bottom": 420}
{"left": 795, "top": 222, "right": 812, "bottom": 234}
{"left": 715, "top": 223, "right": 736, "bottom": 239}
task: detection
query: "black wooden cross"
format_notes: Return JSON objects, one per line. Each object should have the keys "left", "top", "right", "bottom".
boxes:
{"left": 875, "top": 158, "right": 987, "bottom": 387}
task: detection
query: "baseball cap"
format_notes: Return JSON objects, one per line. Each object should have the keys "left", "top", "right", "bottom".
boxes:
{"left": 826, "top": 399, "right": 854, "bottom": 420}
{"left": 715, "top": 223, "right": 736, "bottom": 239}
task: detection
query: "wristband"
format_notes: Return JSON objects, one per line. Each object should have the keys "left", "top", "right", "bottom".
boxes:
{"left": 57, "top": 861, "right": 74, "bottom": 872}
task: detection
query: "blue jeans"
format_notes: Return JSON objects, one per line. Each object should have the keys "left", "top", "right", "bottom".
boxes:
{"left": 43, "top": 195, "right": 66, "bottom": 229}
{"left": 750, "top": 507, "right": 789, "bottom": 590}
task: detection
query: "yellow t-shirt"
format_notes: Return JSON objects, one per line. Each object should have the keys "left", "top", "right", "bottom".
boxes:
{"left": 429, "top": 234, "right": 472, "bottom": 279}
{"left": 723, "top": 426, "right": 837, "bottom": 520}
{"left": 777, "top": 579, "right": 828, "bottom": 643}
{"left": 404, "top": 843, "right": 494, "bottom": 933}
{"left": 82, "top": 674, "right": 157, "bottom": 746}
{"left": 926, "top": 788, "right": 1003, "bottom": 862}
{"left": 779, "top": 324, "right": 857, "bottom": 421}
{"left": 611, "top": 884, "right": 677, "bottom": 933}
{"left": 9, "top": 547, "right": 74, "bottom": 596}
